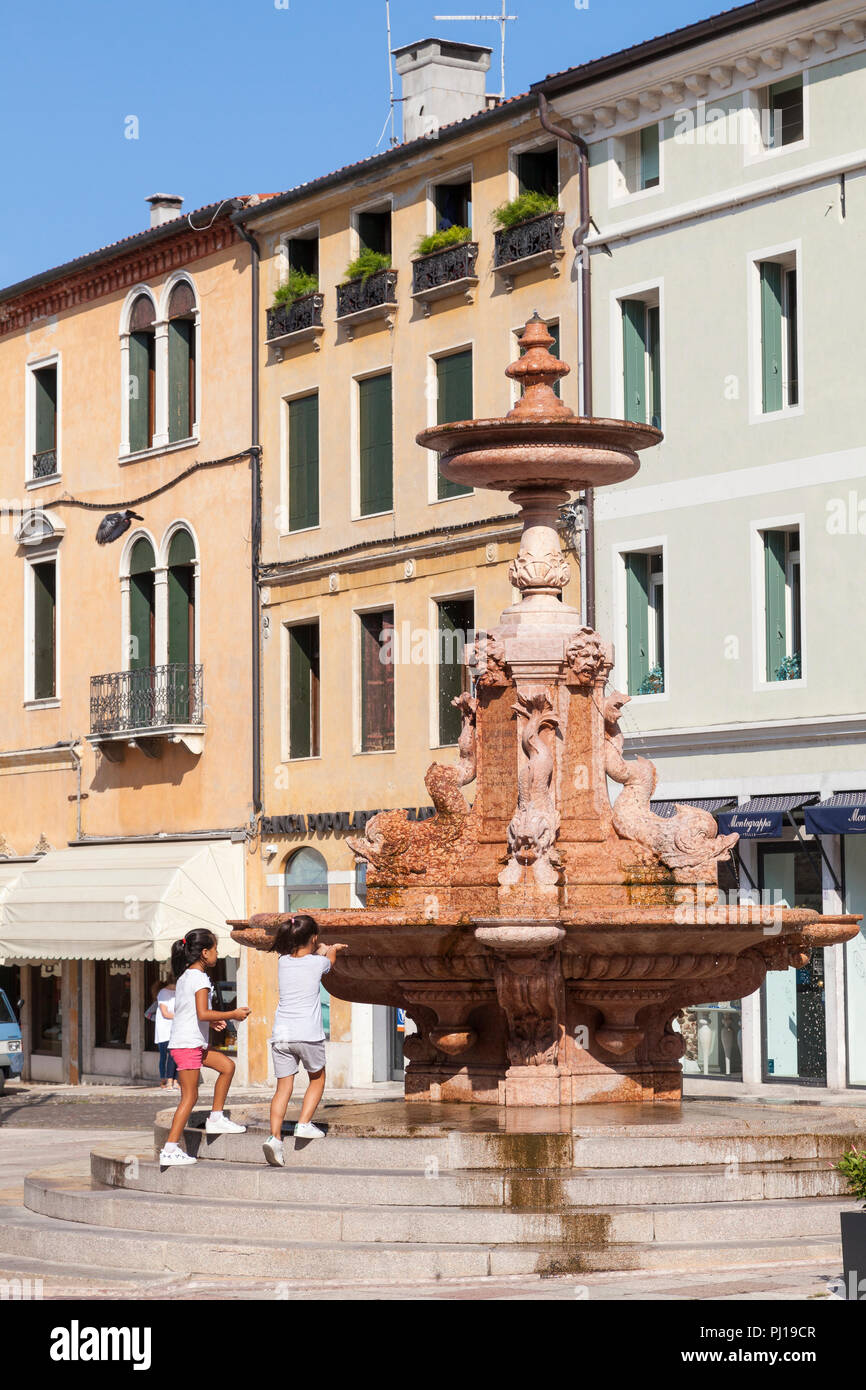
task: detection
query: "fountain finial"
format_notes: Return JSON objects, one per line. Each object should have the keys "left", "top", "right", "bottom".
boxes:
{"left": 506, "top": 313, "right": 573, "bottom": 421}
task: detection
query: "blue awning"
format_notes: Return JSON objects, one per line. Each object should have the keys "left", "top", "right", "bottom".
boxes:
{"left": 805, "top": 793, "right": 866, "bottom": 836}
{"left": 650, "top": 798, "right": 735, "bottom": 820}
{"left": 717, "top": 793, "right": 819, "bottom": 839}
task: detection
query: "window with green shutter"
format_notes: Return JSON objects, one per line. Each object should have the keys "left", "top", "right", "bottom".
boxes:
{"left": 360, "top": 609, "right": 394, "bottom": 751}
{"left": 289, "top": 394, "right": 319, "bottom": 531}
{"left": 437, "top": 597, "right": 474, "bottom": 745}
{"left": 128, "top": 537, "right": 156, "bottom": 671}
{"left": 763, "top": 528, "right": 801, "bottom": 681}
{"left": 33, "top": 364, "right": 58, "bottom": 478}
{"left": 436, "top": 351, "right": 473, "bottom": 500}
{"left": 128, "top": 295, "right": 155, "bottom": 453}
{"left": 359, "top": 374, "right": 393, "bottom": 516}
{"left": 288, "top": 622, "right": 320, "bottom": 759}
{"left": 624, "top": 549, "right": 665, "bottom": 695}
{"left": 622, "top": 299, "right": 661, "bottom": 428}
{"left": 166, "top": 529, "right": 196, "bottom": 721}
{"left": 759, "top": 261, "right": 783, "bottom": 414}
{"left": 639, "top": 124, "right": 660, "bottom": 188}
{"left": 32, "top": 560, "right": 56, "bottom": 701}
{"left": 167, "top": 282, "right": 196, "bottom": 444}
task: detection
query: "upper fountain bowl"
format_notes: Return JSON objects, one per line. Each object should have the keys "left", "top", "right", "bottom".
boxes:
{"left": 417, "top": 313, "right": 662, "bottom": 495}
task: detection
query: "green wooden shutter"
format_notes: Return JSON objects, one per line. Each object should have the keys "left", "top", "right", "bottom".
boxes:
{"left": 359, "top": 374, "right": 393, "bottom": 516}
{"left": 764, "top": 530, "right": 787, "bottom": 680}
{"left": 760, "top": 262, "right": 784, "bottom": 413}
{"left": 33, "top": 560, "right": 56, "bottom": 700}
{"left": 646, "top": 306, "right": 661, "bottom": 428}
{"left": 640, "top": 124, "right": 660, "bottom": 188}
{"left": 289, "top": 624, "right": 319, "bottom": 759}
{"left": 360, "top": 611, "right": 394, "bottom": 751}
{"left": 168, "top": 318, "right": 193, "bottom": 443}
{"left": 437, "top": 352, "right": 473, "bottom": 500}
{"left": 128, "top": 332, "right": 151, "bottom": 452}
{"left": 34, "top": 366, "right": 57, "bottom": 456}
{"left": 437, "top": 598, "right": 473, "bottom": 744}
{"left": 622, "top": 300, "right": 647, "bottom": 424}
{"left": 128, "top": 539, "right": 155, "bottom": 671}
{"left": 289, "top": 394, "right": 319, "bottom": 531}
{"left": 625, "top": 553, "right": 650, "bottom": 695}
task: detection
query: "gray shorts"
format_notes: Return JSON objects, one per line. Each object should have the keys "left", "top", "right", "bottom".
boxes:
{"left": 271, "top": 1040, "right": 326, "bottom": 1079}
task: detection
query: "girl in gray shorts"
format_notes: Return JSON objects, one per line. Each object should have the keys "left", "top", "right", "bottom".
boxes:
{"left": 263, "top": 914, "right": 348, "bottom": 1165}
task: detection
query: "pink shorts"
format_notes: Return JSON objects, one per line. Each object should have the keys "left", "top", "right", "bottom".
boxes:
{"left": 170, "top": 1046, "right": 207, "bottom": 1071}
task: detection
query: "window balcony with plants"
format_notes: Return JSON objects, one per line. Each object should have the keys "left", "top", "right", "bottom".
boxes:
{"left": 336, "top": 250, "right": 398, "bottom": 336}
{"left": 492, "top": 192, "right": 566, "bottom": 290}
{"left": 411, "top": 225, "right": 479, "bottom": 313}
{"left": 88, "top": 663, "right": 205, "bottom": 761}
{"left": 266, "top": 269, "right": 324, "bottom": 350}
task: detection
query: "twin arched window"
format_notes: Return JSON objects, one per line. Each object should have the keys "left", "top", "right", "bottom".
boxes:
{"left": 126, "top": 527, "right": 197, "bottom": 673}
{"left": 125, "top": 280, "right": 198, "bottom": 455}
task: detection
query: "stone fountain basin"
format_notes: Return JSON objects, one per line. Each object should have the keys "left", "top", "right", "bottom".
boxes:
{"left": 229, "top": 906, "right": 857, "bottom": 966}
{"left": 416, "top": 416, "right": 663, "bottom": 492}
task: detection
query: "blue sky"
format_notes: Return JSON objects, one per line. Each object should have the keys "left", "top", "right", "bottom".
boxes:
{"left": 1, "top": 0, "right": 720, "bottom": 287}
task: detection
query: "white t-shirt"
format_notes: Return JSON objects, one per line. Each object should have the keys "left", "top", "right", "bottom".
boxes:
{"left": 154, "top": 987, "right": 175, "bottom": 1045}
{"left": 272, "top": 954, "right": 331, "bottom": 1044}
{"left": 169, "top": 969, "right": 214, "bottom": 1049}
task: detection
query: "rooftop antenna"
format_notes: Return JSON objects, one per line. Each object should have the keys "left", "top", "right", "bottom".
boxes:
{"left": 385, "top": 2, "right": 398, "bottom": 147}
{"left": 434, "top": 1, "right": 518, "bottom": 101}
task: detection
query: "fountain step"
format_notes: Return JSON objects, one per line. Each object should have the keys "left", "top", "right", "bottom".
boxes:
{"left": 24, "top": 1164, "right": 850, "bottom": 1249}
{"left": 97, "top": 1146, "right": 848, "bottom": 1207}
{"left": 155, "top": 1107, "right": 863, "bottom": 1174}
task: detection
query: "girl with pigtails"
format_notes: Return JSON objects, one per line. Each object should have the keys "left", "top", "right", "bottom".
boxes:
{"left": 159, "top": 928, "right": 251, "bottom": 1167}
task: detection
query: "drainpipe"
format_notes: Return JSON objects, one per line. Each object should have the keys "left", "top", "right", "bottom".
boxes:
{"left": 538, "top": 92, "right": 596, "bottom": 628}
{"left": 230, "top": 211, "right": 263, "bottom": 819}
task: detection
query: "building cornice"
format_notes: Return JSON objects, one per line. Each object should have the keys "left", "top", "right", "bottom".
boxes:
{"left": 0, "top": 221, "right": 241, "bottom": 338}
{"left": 547, "top": 0, "right": 866, "bottom": 141}
{"left": 624, "top": 712, "right": 866, "bottom": 758}
{"left": 261, "top": 517, "right": 523, "bottom": 589}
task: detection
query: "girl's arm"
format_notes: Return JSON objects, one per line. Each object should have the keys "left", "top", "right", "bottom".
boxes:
{"left": 194, "top": 985, "right": 250, "bottom": 1024}
{"left": 317, "top": 943, "right": 349, "bottom": 966}
{"left": 158, "top": 1002, "right": 174, "bottom": 1020}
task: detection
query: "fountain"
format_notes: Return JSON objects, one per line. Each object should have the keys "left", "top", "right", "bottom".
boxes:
{"left": 231, "top": 316, "right": 859, "bottom": 1106}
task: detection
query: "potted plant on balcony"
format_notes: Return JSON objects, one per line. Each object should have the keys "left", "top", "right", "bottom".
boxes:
{"left": 272, "top": 268, "right": 319, "bottom": 307}
{"left": 414, "top": 225, "right": 472, "bottom": 257}
{"left": 836, "top": 1146, "right": 866, "bottom": 1299}
{"left": 342, "top": 248, "right": 392, "bottom": 284}
{"left": 492, "top": 190, "right": 559, "bottom": 231}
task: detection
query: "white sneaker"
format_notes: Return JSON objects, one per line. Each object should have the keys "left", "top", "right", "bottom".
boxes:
{"left": 160, "top": 1147, "right": 196, "bottom": 1166}
{"left": 205, "top": 1113, "right": 247, "bottom": 1134}
{"left": 294, "top": 1121, "right": 325, "bottom": 1139}
{"left": 263, "top": 1136, "right": 285, "bottom": 1167}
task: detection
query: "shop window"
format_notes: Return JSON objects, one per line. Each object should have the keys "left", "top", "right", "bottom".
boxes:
{"left": 760, "top": 843, "right": 825, "bottom": 1082}
{"left": 436, "top": 596, "right": 474, "bottom": 746}
{"left": 95, "top": 962, "right": 131, "bottom": 1050}
{"left": 284, "top": 847, "right": 330, "bottom": 1039}
{"left": 31, "top": 964, "right": 62, "bottom": 1056}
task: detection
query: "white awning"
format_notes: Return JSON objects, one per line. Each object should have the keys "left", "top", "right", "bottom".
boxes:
{"left": 0, "top": 840, "right": 244, "bottom": 962}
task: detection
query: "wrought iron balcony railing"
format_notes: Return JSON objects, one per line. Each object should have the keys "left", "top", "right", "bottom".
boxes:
{"left": 493, "top": 210, "right": 566, "bottom": 271}
{"left": 412, "top": 240, "right": 479, "bottom": 297}
{"left": 266, "top": 292, "right": 324, "bottom": 343}
{"left": 90, "top": 663, "right": 203, "bottom": 735}
{"left": 336, "top": 268, "right": 398, "bottom": 320}
{"left": 32, "top": 448, "right": 58, "bottom": 479}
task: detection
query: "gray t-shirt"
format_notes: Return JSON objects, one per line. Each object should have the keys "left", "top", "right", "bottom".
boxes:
{"left": 272, "top": 954, "right": 331, "bottom": 1043}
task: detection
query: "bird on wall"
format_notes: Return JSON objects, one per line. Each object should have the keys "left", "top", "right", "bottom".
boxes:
{"left": 96, "top": 510, "right": 144, "bottom": 545}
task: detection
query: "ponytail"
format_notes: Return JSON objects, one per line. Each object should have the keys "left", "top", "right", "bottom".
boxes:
{"left": 171, "top": 928, "right": 217, "bottom": 979}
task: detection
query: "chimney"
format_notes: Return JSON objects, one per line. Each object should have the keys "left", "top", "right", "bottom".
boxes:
{"left": 146, "top": 193, "right": 184, "bottom": 228}
{"left": 393, "top": 38, "right": 492, "bottom": 143}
